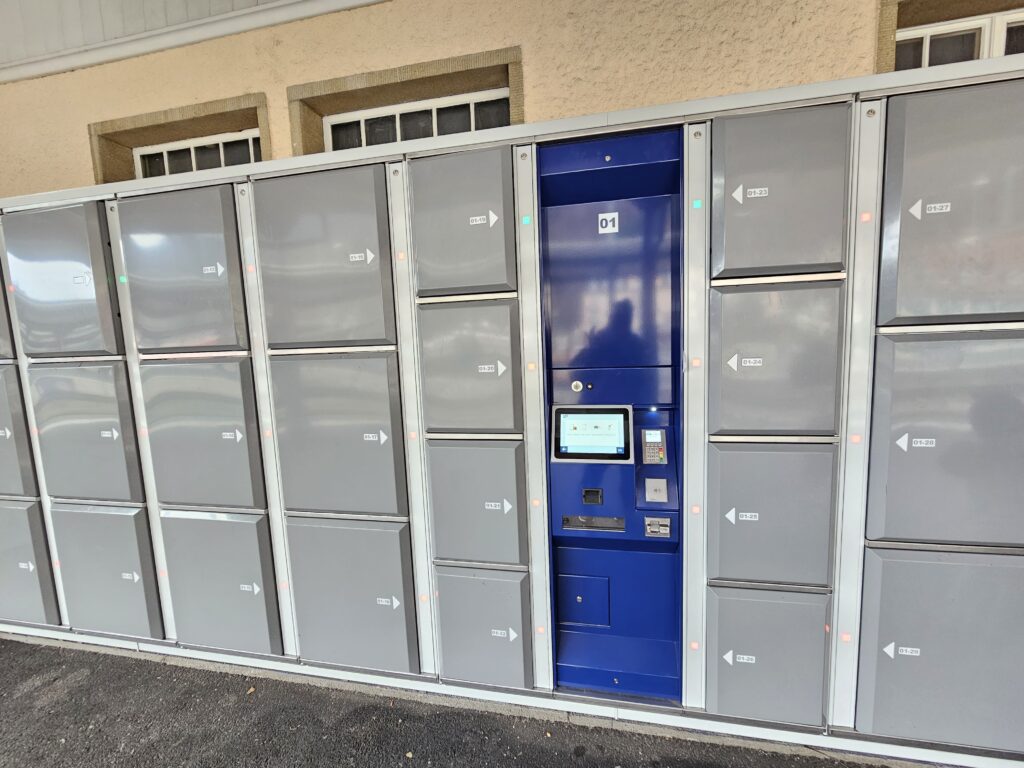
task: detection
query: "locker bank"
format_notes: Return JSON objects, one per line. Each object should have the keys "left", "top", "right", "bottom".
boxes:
{"left": 1, "top": 57, "right": 1024, "bottom": 768}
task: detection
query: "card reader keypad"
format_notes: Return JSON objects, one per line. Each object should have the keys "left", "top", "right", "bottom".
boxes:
{"left": 642, "top": 429, "right": 667, "bottom": 465}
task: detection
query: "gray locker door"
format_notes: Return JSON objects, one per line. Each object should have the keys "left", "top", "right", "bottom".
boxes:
{"left": 711, "top": 104, "right": 850, "bottom": 278}
{"left": 29, "top": 362, "right": 144, "bottom": 503}
{"left": 0, "top": 364, "right": 37, "bottom": 497}
{"left": 427, "top": 439, "right": 527, "bottom": 565}
{"left": 287, "top": 517, "right": 418, "bottom": 673}
{"left": 161, "top": 509, "right": 281, "bottom": 655}
{"left": 708, "top": 443, "right": 835, "bottom": 586}
{"left": 709, "top": 282, "right": 842, "bottom": 436}
{"left": 141, "top": 359, "right": 264, "bottom": 509}
{"left": 409, "top": 147, "right": 517, "bottom": 296}
{"left": 1, "top": 203, "right": 122, "bottom": 355}
{"left": 419, "top": 300, "right": 523, "bottom": 433}
{"left": 857, "top": 548, "right": 1024, "bottom": 753}
{"left": 436, "top": 566, "right": 532, "bottom": 688}
{"left": 271, "top": 353, "right": 406, "bottom": 516}
{"left": 879, "top": 80, "right": 1024, "bottom": 325}
{"left": 253, "top": 165, "right": 396, "bottom": 347}
{"left": 868, "top": 333, "right": 1024, "bottom": 546}
{"left": 0, "top": 501, "right": 59, "bottom": 625}
{"left": 50, "top": 503, "right": 162, "bottom": 638}
{"left": 118, "top": 186, "right": 248, "bottom": 352}
{"left": 706, "top": 587, "right": 829, "bottom": 726}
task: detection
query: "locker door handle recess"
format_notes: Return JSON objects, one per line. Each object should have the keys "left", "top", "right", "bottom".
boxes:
{"left": 582, "top": 488, "right": 603, "bottom": 505}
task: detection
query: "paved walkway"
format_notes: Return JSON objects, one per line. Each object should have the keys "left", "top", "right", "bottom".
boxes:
{"left": 0, "top": 636, "right": 880, "bottom": 767}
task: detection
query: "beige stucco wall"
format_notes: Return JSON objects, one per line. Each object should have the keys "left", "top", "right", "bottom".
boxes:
{"left": 0, "top": 0, "right": 881, "bottom": 199}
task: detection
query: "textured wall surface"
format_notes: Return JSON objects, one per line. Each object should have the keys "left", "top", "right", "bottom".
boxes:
{"left": 0, "top": 0, "right": 880, "bottom": 198}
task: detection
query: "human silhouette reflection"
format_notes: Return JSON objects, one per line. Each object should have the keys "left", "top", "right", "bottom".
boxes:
{"left": 571, "top": 299, "right": 653, "bottom": 368}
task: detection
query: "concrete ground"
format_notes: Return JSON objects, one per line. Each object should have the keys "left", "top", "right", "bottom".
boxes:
{"left": 0, "top": 636, "right": 904, "bottom": 768}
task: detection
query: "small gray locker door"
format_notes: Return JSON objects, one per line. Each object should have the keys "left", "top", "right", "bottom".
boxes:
{"left": 1, "top": 203, "right": 122, "bottom": 356}
{"left": 29, "top": 362, "right": 144, "bottom": 503}
{"left": 857, "top": 548, "right": 1024, "bottom": 753}
{"left": 427, "top": 439, "right": 527, "bottom": 565}
{"left": 50, "top": 503, "right": 162, "bottom": 638}
{"left": 118, "top": 186, "right": 248, "bottom": 352}
{"left": 419, "top": 300, "right": 523, "bottom": 433}
{"left": 140, "top": 359, "right": 264, "bottom": 509}
{"left": 271, "top": 353, "right": 406, "bottom": 516}
{"left": 0, "top": 364, "right": 37, "bottom": 497}
{"left": 287, "top": 517, "right": 418, "bottom": 673}
{"left": 436, "top": 566, "right": 532, "bottom": 688}
{"left": 711, "top": 104, "right": 850, "bottom": 278}
{"left": 708, "top": 443, "right": 835, "bottom": 585}
{"left": 868, "top": 333, "right": 1024, "bottom": 546}
{"left": 253, "top": 165, "right": 396, "bottom": 347}
{"left": 161, "top": 510, "right": 281, "bottom": 655}
{"left": 0, "top": 501, "right": 59, "bottom": 625}
{"left": 409, "top": 148, "right": 517, "bottom": 296}
{"left": 879, "top": 80, "right": 1024, "bottom": 325}
{"left": 709, "top": 282, "right": 842, "bottom": 435}
{"left": 706, "top": 587, "right": 829, "bottom": 726}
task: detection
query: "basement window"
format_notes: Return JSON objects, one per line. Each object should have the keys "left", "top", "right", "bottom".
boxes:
{"left": 134, "top": 129, "right": 262, "bottom": 179}
{"left": 896, "top": 9, "right": 1024, "bottom": 70}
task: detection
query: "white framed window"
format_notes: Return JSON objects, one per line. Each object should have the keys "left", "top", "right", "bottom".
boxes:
{"left": 323, "top": 88, "right": 511, "bottom": 152}
{"left": 133, "top": 129, "right": 262, "bottom": 180}
{"left": 896, "top": 9, "right": 1024, "bottom": 71}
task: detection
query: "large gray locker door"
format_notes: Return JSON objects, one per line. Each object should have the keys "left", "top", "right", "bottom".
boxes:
{"left": 253, "top": 165, "right": 396, "bottom": 347}
{"left": 140, "top": 359, "right": 265, "bottom": 509}
{"left": 50, "top": 503, "right": 163, "bottom": 638}
{"left": 161, "top": 510, "right": 281, "bottom": 655}
{"left": 271, "top": 353, "right": 406, "bottom": 516}
{"left": 868, "top": 333, "right": 1024, "bottom": 546}
{"left": 409, "top": 147, "right": 517, "bottom": 296}
{"left": 711, "top": 104, "right": 850, "bottom": 278}
{"left": 857, "top": 548, "right": 1024, "bottom": 753}
{"left": 708, "top": 443, "right": 835, "bottom": 586}
{"left": 0, "top": 501, "right": 59, "bottom": 625}
{"left": 0, "top": 365, "right": 37, "bottom": 496}
{"left": 436, "top": 566, "right": 532, "bottom": 688}
{"left": 879, "top": 80, "right": 1024, "bottom": 325}
{"left": 419, "top": 300, "right": 523, "bottom": 433}
{"left": 1, "top": 203, "right": 122, "bottom": 356}
{"left": 287, "top": 517, "right": 418, "bottom": 673}
{"left": 427, "top": 439, "right": 527, "bottom": 565}
{"left": 706, "top": 587, "right": 829, "bottom": 726}
{"left": 29, "top": 362, "right": 144, "bottom": 503}
{"left": 118, "top": 186, "right": 248, "bottom": 352}
{"left": 709, "top": 282, "right": 843, "bottom": 435}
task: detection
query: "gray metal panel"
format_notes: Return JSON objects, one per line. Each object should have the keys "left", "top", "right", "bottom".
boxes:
{"left": 708, "top": 443, "right": 836, "bottom": 586}
{"left": 253, "top": 165, "right": 396, "bottom": 347}
{"left": 140, "top": 358, "right": 264, "bottom": 509}
{"left": 0, "top": 500, "right": 59, "bottom": 624}
{"left": 118, "top": 185, "right": 248, "bottom": 352}
{"left": 709, "top": 282, "right": 843, "bottom": 436}
{"left": 1, "top": 203, "right": 122, "bottom": 355}
{"left": 427, "top": 439, "right": 527, "bottom": 565}
{"left": 0, "top": 364, "right": 37, "bottom": 496}
{"left": 712, "top": 104, "right": 850, "bottom": 278}
{"left": 409, "top": 147, "right": 517, "bottom": 296}
{"left": 706, "top": 586, "right": 829, "bottom": 726}
{"left": 879, "top": 80, "right": 1024, "bottom": 325}
{"left": 28, "top": 361, "right": 143, "bottom": 502}
{"left": 287, "top": 517, "right": 419, "bottom": 673}
{"left": 857, "top": 548, "right": 1024, "bottom": 753}
{"left": 419, "top": 300, "right": 523, "bottom": 433}
{"left": 0, "top": 281, "right": 13, "bottom": 359}
{"left": 436, "top": 565, "right": 532, "bottom": 688}
{"left": 49, "top": 503, "right": 162, "bottom": 638}
{"left": 868, "top": 333, "right": 1024, "bottom": 546}
{"left": 160, "top": 509, "right": 282, "bottom": 655}
{"left": 271, "top": 353, "right": 406, "bottom": 516}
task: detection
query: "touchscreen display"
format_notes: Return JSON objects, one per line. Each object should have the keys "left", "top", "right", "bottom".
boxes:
{"left": 554, "top": 408, "right": 631, "bottom": 460}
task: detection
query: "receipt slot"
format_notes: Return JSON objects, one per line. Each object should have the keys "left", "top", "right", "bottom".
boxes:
{"left": 540, "top": 128, "right": 682, "bottom": 702}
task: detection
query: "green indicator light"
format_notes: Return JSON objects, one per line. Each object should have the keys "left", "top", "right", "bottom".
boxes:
{"left": 118, "top": 275, "right": 127, "bottom": 283}
{"left": 521, "top": 215, "right": 532, "bottom": 225}
{"left": 693, "top": 199, "right": 703, "bottom": 209}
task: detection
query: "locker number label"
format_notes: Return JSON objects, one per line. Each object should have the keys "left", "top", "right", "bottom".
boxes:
{"left": 598, "top": 212, "right": 619, "bottom": 234}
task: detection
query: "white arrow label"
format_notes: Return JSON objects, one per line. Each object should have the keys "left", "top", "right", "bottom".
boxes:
{"left": 909, "top": 199, "right": 922, "bottom": 220}
{"left": 883, "top": 642, "right": 895, "bottom": 659}
{"left": 380, "top": 430, "right": 388, "bottom": 445}
{"left": 349, "top": 249, "right": 377, "bottom": 265}
{"left": 723, "top": 649, "right": 734, "bottom": 665}
{"left": 121, "top": 571, "right": 140, "bottom": 583}
{"left": 100, "top": 427, "right": 120, "bottom": 440}
{"left": 896, "top": 433, "right": 909, "bottom": 452}
{"left": 490, "top": 627, "right": 518, "bottom": 642}
{"left": 221, "top": 429, "right": 243, "bottom": 442}
{"left": 497, "top": 360, "right": 507, "bottom": 377}
{"left": 725, "top": 508, "right": 736, "bottom": 525}
{"left": 477, "top": 361, "right": 507, "bottom": 376}
{"left": 366, "top": 248, "right": 375, "bottom": 265}
{"left": 884, "top": 642, "right": 920, "bottom": 658}
{"left": 376, "top": 595, "right": 401, "bottom": 610}
{"left": 489, "top": 210, "right": 499, "bottom": 228}
{"left": 897, "top": 433, "right": 935, "bottom": 451}
{"left": 1, "top": 427, "right": 11, "bottom": 439}
{"left": 240, "top": 582, "right": 261, "bottom": 595}
{"left": 727, "top": 354, "right": 738, "bottom": 371}
{"left": 484, "top": 499, "right": 513, "bottom": 514}
{"left": 732, "top": 185, "right": 744, "bottom": 204}
{"left": 18, "top": 561, "right": 35, "bottom": 572}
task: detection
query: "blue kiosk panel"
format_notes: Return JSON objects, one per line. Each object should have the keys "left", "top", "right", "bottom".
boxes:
{"left": 540, "top": 129, "right": 682, "bottom": 702}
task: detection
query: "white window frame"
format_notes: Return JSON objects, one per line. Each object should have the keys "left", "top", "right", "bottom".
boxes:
{"left": 322, "top": 88, "right": 511, "bottom": 151}
{"left": 993, "top": 10, "right": 1024, "bottom": 57}
{"left": 896, "top": 7, "right": 1024, "bottom": 69}
{"left": 132, "top": 128, "right": 261, "bottom": 179}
